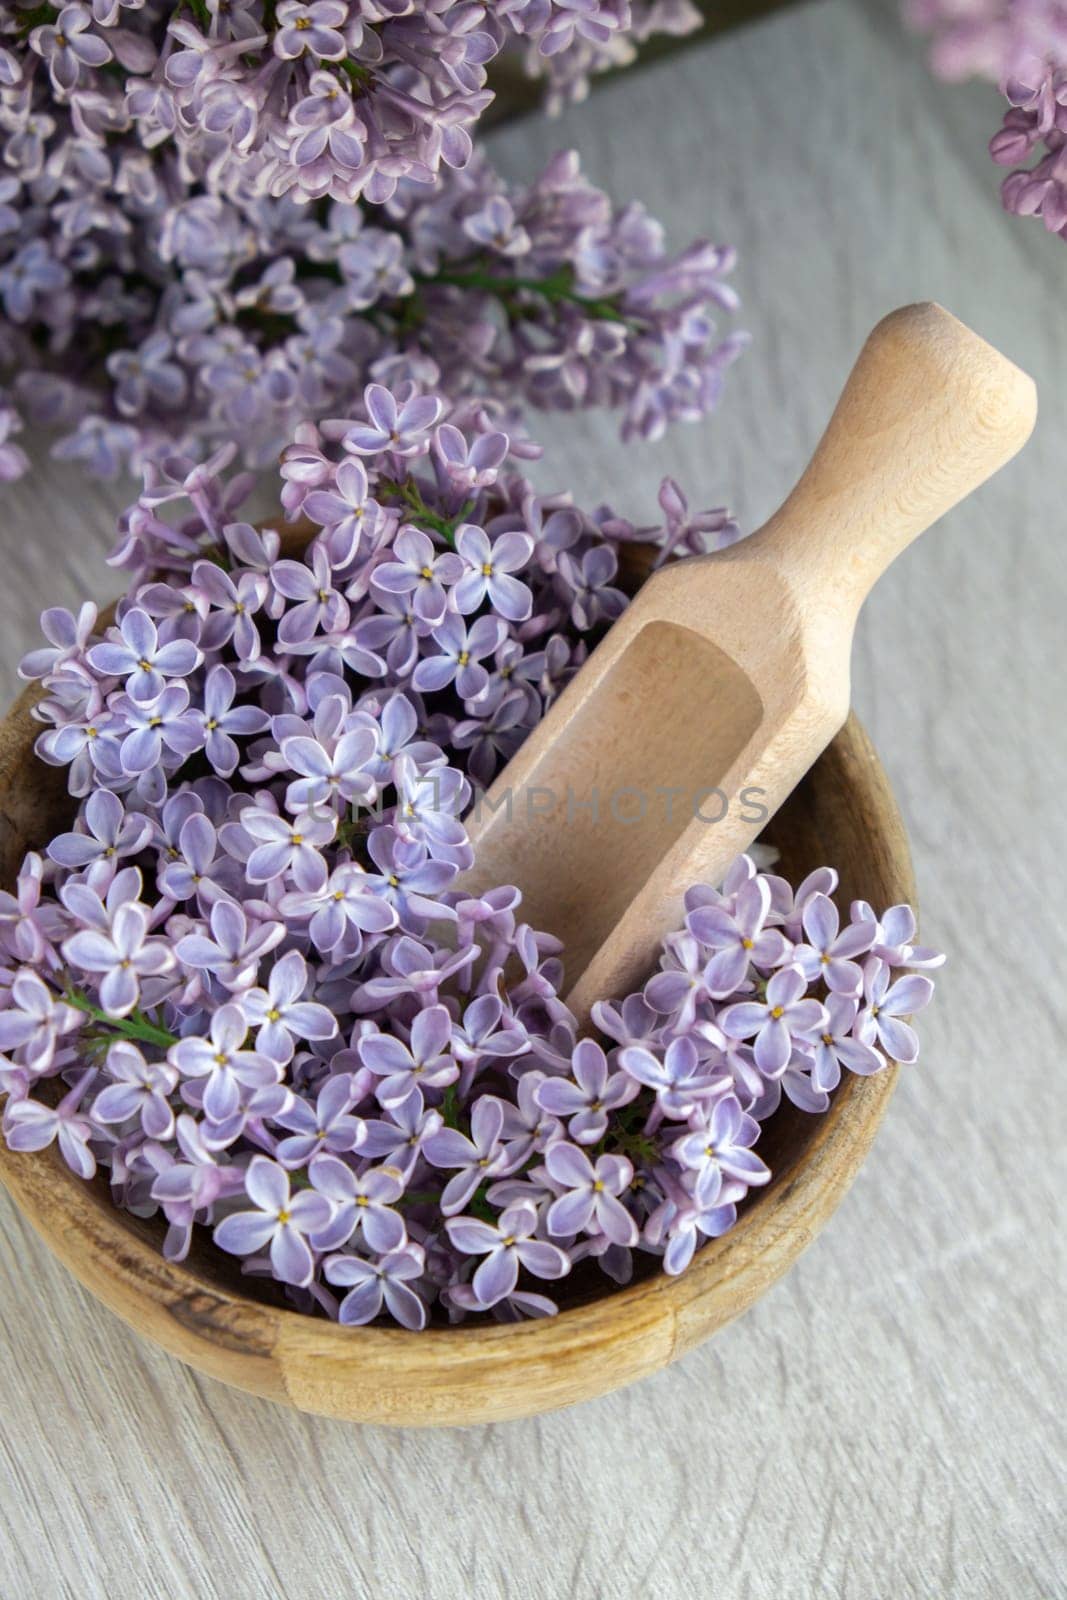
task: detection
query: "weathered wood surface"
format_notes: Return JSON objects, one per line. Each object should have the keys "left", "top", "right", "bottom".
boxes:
{"left": 0, "top": 0, "right": 1063, "bottom": 1594}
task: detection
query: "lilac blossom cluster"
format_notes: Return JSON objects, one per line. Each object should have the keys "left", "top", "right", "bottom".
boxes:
{"left": 0, "top": 0, "right": 737, "bottom": 481}
{"left": 0, "top": 400, "right": 940, "bottom": 1326}
{"left": 907, "top": 1, "right": 1067, "bottom": 238}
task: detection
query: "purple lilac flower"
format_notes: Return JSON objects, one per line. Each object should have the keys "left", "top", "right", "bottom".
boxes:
{"left": 534, "top": 1039, "right": 638, "bottom": 1144}
{"left": 453, "top": 525, "right": 535, "bottom": 622}
{"left": 63, "top": 900, "right": 174, "bottom": 1017}
{"left": 3, "top": 1070, "right": 97, "bottom": 1179}
{"left": 214, "top": 1155, "right": 333, "bottom": 1287}
{"left": 0, "top": 968, "right": 82, "bottom": 1074}
{"left": 544, "top": 1143, "right": 637, "bottom": 1247}
{"left": 194, "top": 564, "right": 270, "bottom": 662}
{"left": 88, "top": 609, "right": 202, "bottom": 703}
{"left": 856, "top": 959, "right": 935, "bottom": 1065}
{"left": 340, "top": 386, "right": 442, "bottom": 458}
{"left": 174, "top": 897, "right": 285, "bottom": 991}
{"left": 170, "top": 1003, "right": 280, "bottom": 1122}
{"left": 324, "top": 1244, "right": 427, "bottom": 1329}
{"left": 274, "top": 1072, "right": 366, "bottom": 1167}
{"left": 92, "top": 1041, "right": 178, "bottom": 1140}
{"left": 423, "top": 1095, "right": 513, "bottom": 1214}
{"left": 798, "top": 993, "right": 884, "bottom": 1093}
{"left": 446, "top": 1202, "right": 570, "bottom": 1307}
{"left": 618, "top": 1034, "right": 726, "bottom": 1119}
{"left": 308, "top": 1154, "right": 407, "bottom": 1254}
{"left": 719, "top": 965, "right": 829, "bottom": 1077}
{"left": 357, "top": 1005, "right": 459, "bottom": 1109}
{"left": 371, "top": 527, "right": 463, "bottom": 626}
{"left": 671, "top": 1094, "right": 771, "bottom": 1207}
{"left": 686, "top": 873, "right": 791, "bottom": 995}
{"left": 241, "top": 950, "right": 338, "bottom": 1064}
{"left": 792, "top": 892, "right": 876, "bottom": 995}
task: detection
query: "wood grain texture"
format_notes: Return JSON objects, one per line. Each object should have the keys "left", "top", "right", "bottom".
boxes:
{"left": 0, "top": 1, "right": 1063, "bottom": 1594}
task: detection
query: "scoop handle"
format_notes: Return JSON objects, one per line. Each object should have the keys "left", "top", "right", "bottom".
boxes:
{"left": 743, "top": 303, "right": 1036, "bottom": 609}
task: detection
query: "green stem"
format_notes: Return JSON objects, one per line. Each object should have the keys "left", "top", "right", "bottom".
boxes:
{"left": 424, "top": 261, "right": 638, "bottom": 328}
{"left": 378, "top": 478, "right": 474, "bottom": 547}
{"left": 64, "top": 988, "right": 178, "bottom": 1050}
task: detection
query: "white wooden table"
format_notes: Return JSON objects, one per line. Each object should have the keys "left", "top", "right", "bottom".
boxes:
{"left": 1, "top": 4, "right": 1063, "bottom": 1595}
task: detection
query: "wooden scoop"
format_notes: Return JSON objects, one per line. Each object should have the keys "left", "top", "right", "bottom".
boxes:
{"left": 461, "top": 303, "right": 1036, "bottom": 1023}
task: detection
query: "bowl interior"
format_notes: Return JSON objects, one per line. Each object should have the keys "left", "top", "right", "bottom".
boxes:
{"left": 0, "top": 684, "right": 912, "bottom": 1323}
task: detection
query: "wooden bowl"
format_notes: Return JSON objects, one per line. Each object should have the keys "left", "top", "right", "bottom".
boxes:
{"left": 0, "top": 548, "right": 916, "bottom": 1426}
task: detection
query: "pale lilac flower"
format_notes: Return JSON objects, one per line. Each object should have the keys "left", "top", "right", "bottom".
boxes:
{"left": 308, "top": 1153, "right": 407, "bottom": 1253}
{"left": 324, "top": 1244, "right": 427, "bottom": 1329}
{"left": 792, "top": 892, "right": 876, "bottom": 995}
{"left": 192, "top": 666, "right": 271, "bottom": 777}
{"left": 63, "top": 900, "right": 174, "bottom": 1017}
{"left": 851, "top": 901, "right": 947, "bottom": 970}
{"left": 214, "top": 1155, "right": 333, "bottom": 1287}
{"left": 30, "top": 6, "right": 112, "bottom": 94}
{"left": 423, "top": 1095, "right": 512, "bottom": 1213}
{"left": 87, "top": 608, "right": 201, "bottom": 703}
{"left": 170, "top": 1003, "right": 279, "bottom": 1122}
{"left": 194, "top": 563, "right": 270, "bottom": 662}
{"left": 274, "top": 1072, "right": 366, "bottom": 1167}
{"left": 274, "top": 0, "right": 348, "bottom": 62}
{"left": 720, "top": 965, "right": 828, "bottom": 1077}
{"left": 19, "top": 603, "right": 99, "bottom": 681}
{"left": 279, "top": 723, "right": 379, "bottom": 808}
{"left": 618, "top": 1034, "right": 726, "bottom": 1119}
{"left": 644, "top": 931, "right": 723, "bottom": 1029}
{"left": 148, "top": 1113, "right": 237, "bottom": 1261}
{"left": 650, "top": 1181, "right": 746, "bottom": 1276}
{"left": 280, "top": 861, "right": 398, "bottom": 955}
{"left": 238, "top": 804, "right": 335, "bottom": 891}
{"left": 0, "top": 968, "right": 82, "bottom": 1073}
{"left": 686, "top": 874, "right": 791, "bottom": 993}
{"left": 341, "top": 385, "right": 442, "bottom": 457}
{"left": 556, "top": 544, "right": 627, "bottom": 630}
{"left": 3, "top": 1069, "right": 97, "bottom": 1179}
{"left": 158, "top": 813, "right": 232, "bottom": 906}
{"left": 113, "top": 684, "right": 203, "bottom": 778}
{"left": 241, "top": 950, "right": 338, "bottom": 1064}
{"left": 453, "top": 524, "right": 534, "bottom": 621}
{"left": 0, "top": 241, "right": 68, "bottom": 323}
{"left": 371, "top": 526, "right": 463, "bottom": 626}
{"left": 357, "top": 1004, "right": 458, "bottom": 1108}
{"left": 671, "top": 1094, "right": 771, "bottom": 1207}
{"left": 535, "top": 1039, "right": 638, "bottom": 1144}
{"left": 446, "top": 1201, "right": 569, "bottom": 1306}
{"left": 655, "top": 476, "right": 741, "bottom": 563}
{"left": 353, "top": 934, "right": 477, "bottom": 1008}
{"left": 797, "top": 993, "right": 884, "bottom": 1093}
{"left": 174, "top": 897, "right": 285, "bottom": 990}
{"left": 302, "top": 458, "right": 379, "bottom": 565}
{"left": 544, "top": 1143, "right": 637, "bottom": 1246}
{"left": 273, "top": 544, "right": 349, "bottom": 646}
{"left": 434, "top": 425, "right": 510, "bottom": 491}
{"left": 92, "top": 1041, "right": 178, "bottom": 1139}
{"left": 359, "top": 1087, "right": 443, "bottom": 1172}
{"left": 856, "top": 958, "right": 935, "bottom": 1065}
{"left": 412, "top": 612, "right": 505, "bottom": 699}
{"left": 48, "top": 787, "right": 152, "bottom": 872}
